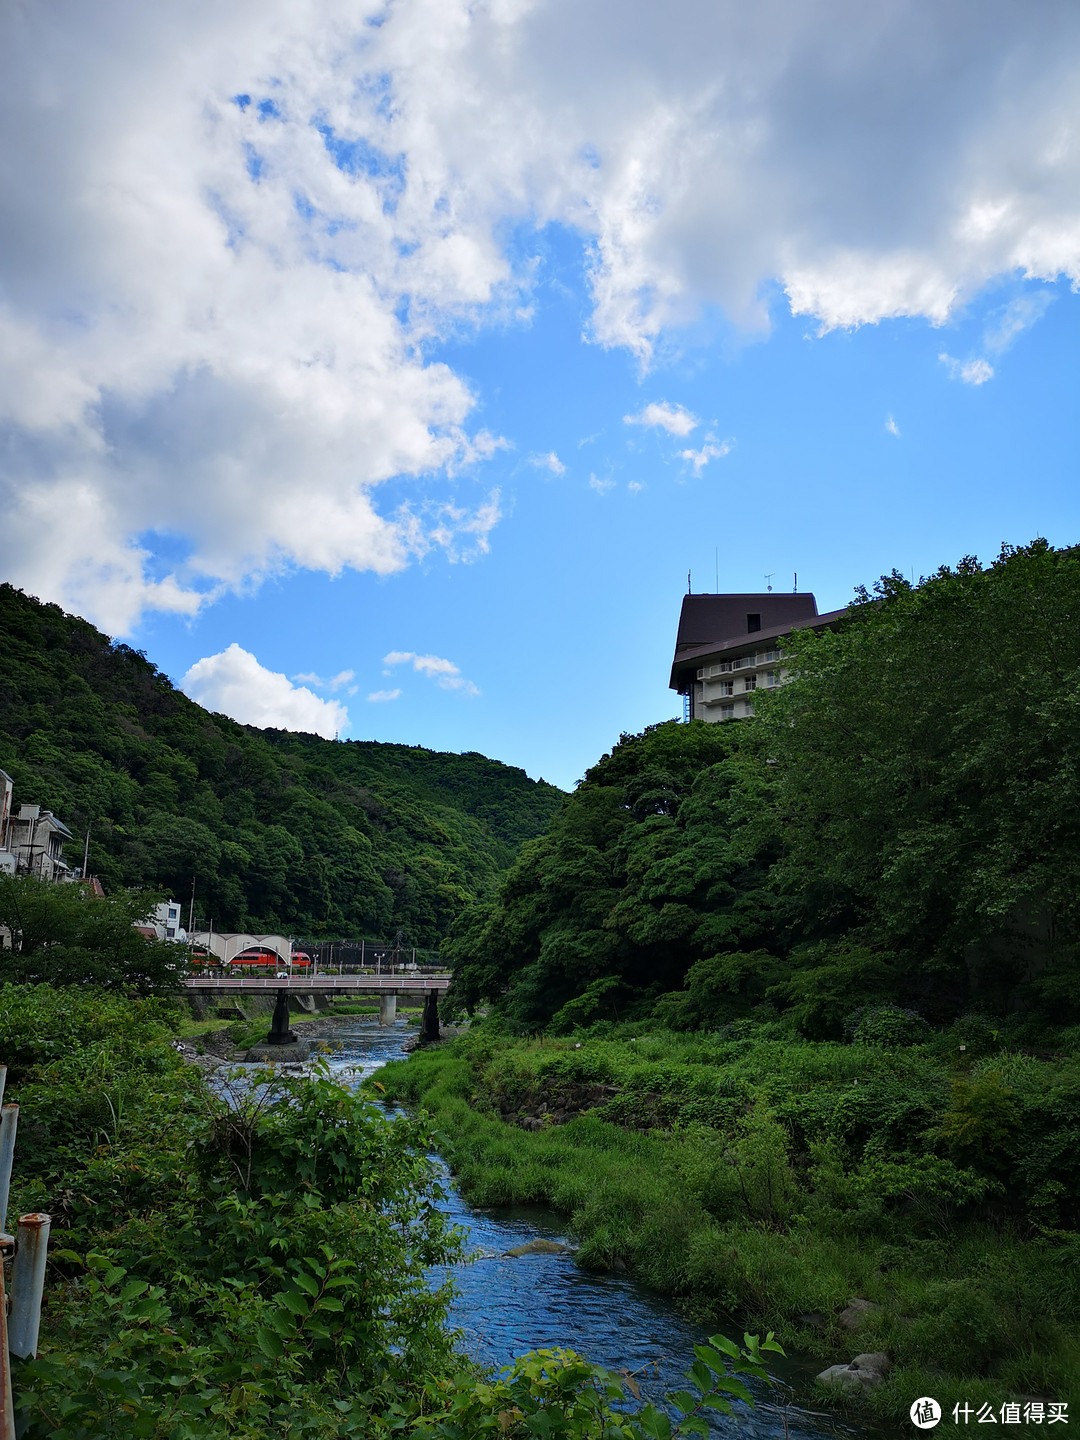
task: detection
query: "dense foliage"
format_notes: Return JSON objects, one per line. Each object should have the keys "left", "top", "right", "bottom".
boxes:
{"left": 0, "top": 874, "right": 179, "bottom": 993}
{"left": 3, "top": 985, "right": 460, "bottom": 1436}
{"left": 379, "top": 1024, "right": 1080, "bottom": 1421}
{"left": 1, "top": 986, "right": 780, "bottom": 1439}
{"left": 446, "top": 541, "right": 1080, "bottom": 1033}
{"left": 0, "top": 584, "right": 562, "bottom": 943}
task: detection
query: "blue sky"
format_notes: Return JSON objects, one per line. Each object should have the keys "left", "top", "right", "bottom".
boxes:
{"left": 135, "top": 241, "right": 1078, "bottom": 789}
{"left": 3, "top": 1, "right": 1079, "bottom": 790}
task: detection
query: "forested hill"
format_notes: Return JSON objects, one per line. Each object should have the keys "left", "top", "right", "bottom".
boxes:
{"left": 447, "top": 540, "right": 1080, "bottom": 1033}
{"left": 0, "top": 584, "right": 564, "bottom": 944}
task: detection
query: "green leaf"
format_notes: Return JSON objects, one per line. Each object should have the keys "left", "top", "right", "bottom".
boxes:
{"left": 255, "top": 1327, "right": 284, "bottom": 1360}
{"left": 706, "top": 1378, "right": 753, "bottom": 1404}
{"left": 264, "top": 1307, "right": 295, "bottom": 1337}
{"left": 691, "top": 1345, "right": 730, "bottom": 1374}
{"left": 276, "top": 1291, "right": 310, "bottom": 1316}
{"left": 668, "top": 1391, "right": 700, "bottom": 1416}
{"left": 698, "top": 1397, "right": 734, "bottom": 1417}
{"left": 637, "top": 1405, "right": 673, "bottom": 1440}
{"left": 118, "top": 1280, "right": 149, "bottom": 1303}
{"left": 705, "top": 1335, "right": 740, "bottom": 1361}
{"left": 687, "top": 1361, "right": 712, "bottom": 1394}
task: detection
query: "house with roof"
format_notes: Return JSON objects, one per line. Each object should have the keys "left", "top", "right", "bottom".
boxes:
{"left": 1, "top": 797, "right": 74, "bottom": 882}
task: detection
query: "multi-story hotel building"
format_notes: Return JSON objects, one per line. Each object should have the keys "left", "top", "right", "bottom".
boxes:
{"left": 669, "top": 592, "right": 848, "bottom": 722}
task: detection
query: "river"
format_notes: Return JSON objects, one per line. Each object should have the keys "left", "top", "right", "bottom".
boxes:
{"left": 316, "top": 1017, "right": 857, "bottom": 1440}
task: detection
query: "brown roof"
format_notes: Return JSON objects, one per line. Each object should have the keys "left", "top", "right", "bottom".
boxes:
{"left": 669, "top": 594, "right": 850, "bottom": 690}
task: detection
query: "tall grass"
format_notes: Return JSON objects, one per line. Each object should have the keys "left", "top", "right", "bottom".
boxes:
{"left": 378, "top": 1030, "right": 1080, "bottom": 1421}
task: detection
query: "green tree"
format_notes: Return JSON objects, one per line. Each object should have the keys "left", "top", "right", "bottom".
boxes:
{"left": 445, "top": 722, "right": 782, "bottom": 1028}
{"left": 759, "top": 539, "right": 1080, "bottom": 1021}
{"left": 0, "top": 875, "right": 182, "bottom": 994}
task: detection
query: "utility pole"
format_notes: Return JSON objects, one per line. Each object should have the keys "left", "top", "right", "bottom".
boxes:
{"left": 188, "top": 877, "right": 196, "bottom": 935}
{"left": 81, "top": 827, "right": 91, "bottom": 880}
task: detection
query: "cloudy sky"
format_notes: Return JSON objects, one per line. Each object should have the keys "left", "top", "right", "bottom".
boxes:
{"left": 3, "top": 0, "right": 1078, "bottom": 786}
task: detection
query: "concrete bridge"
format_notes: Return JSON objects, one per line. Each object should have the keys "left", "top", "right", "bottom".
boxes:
{"left": 183, "top": 972, "right": 451, "bottom": 1029}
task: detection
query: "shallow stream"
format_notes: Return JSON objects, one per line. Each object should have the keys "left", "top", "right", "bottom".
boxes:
{"left": 314, "top": 1019, "right": 857, "bottom": 1440}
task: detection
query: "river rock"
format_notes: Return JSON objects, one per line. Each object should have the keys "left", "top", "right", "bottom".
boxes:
{"left": 816, "top": 1361, "right": 885, "bottom": 1390}
{"left": 502, "top": 1239, "right": 576, "bottom": 1258}
{"left": 838, "top": 1297, "right": 882, "bottom": 1330}
{"left": 852, "top": 1353, "right": 891, "bottom": 1375}
{"left": 244, "top": 1040, "right": 312, "bottom": 1063}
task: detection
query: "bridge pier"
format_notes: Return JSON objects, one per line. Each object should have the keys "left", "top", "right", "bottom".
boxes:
{"left": 420, "top": 991, "right": 440, "bottom": 1044}
{"left": 379, "top": 994, "right": 397, "bottom": 1026}
{"left": 267, "top": 990, "right": 298, "bottom": 1045}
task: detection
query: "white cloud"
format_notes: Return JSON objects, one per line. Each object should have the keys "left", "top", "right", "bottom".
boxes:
{"left": 885, "top": 415, "right": 901, "bottom": 436}
{"left": 624, "top": 402, "right": 699, "bottom": 436}
{"left": 292, "top": 667, "right": 354, "bottom": 690}
{"left": 589, "top": 474, "right": 615, "bottom": 493}
{"left": 678, "top": 440, "right": 731, "bottom": 476}
{"left": 529, "top": 451, "right": 566, "bottom": 475}
{"left": 367, "top": 688, "right": 402, "bottom": 703}
{"left": 2, "top": 1, "right": 1080, "bottom": 624}
{"left": 983, "top": 291, "right": 1055, "bottom": 354}
{"left": 940, "top": 354, "right": 995, "bottom": 385}
{"left": 383, "top": 650, "right": 480, "bottom": 694}
{"left": 182, "top": 643, "right": 348, "bottom": 737}
{"left": 628, "top": 480, "right": 645, "bottom": 493}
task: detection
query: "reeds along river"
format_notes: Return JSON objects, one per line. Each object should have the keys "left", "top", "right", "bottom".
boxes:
{"left": 318, "top": 1019, "right": 860, "bottom": 1440}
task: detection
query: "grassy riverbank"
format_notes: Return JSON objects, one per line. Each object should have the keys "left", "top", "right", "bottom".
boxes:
{"left": 377, "top": 1024, "right": 1080, "bottom": 1424}
{"left": 2, "top": 983, "right": 791, "bottom": 1439}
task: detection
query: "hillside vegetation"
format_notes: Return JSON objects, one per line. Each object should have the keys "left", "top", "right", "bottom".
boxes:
{"left": 421, "top": 542, "right": 1080, "bottom": 1421}
{"left": 0, "top": 584, "right": 563, "bottom": 943}
{"left": 447, "top": 540, "right": 1080, "bottom": 1034}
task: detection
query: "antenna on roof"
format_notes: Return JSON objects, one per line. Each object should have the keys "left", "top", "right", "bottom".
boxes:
{"left": 765, "top": 572, "right": 774, "bottom": 592}
{"left": 687, "top": 569, "right": 691, "bottom": 594}
{"left": 793, "top": 571, "right": 798, "bottom": 594}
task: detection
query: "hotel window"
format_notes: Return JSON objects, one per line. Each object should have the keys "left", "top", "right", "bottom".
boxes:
{"left": 720, "top": 703, "right": 735, "bottom": 719}
{"left": 744, "top": 700, "right": 755, "bottom": 716}
{"left": 764, "top": 670, "right": 780, "bottom": 687}
{"left": 744, "top": 675, "right": 757, "bottom": 691}
{"left": 718, "top": 680, "right": 734, "bottom": 696}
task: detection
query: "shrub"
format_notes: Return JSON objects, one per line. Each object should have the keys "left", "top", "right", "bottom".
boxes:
{"left": 845, "top": 1004, "right": 931, "bottom": 1047}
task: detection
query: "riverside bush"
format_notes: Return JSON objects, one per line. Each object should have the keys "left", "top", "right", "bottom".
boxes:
{"left": 378, "top": 1024, "right": 1080, "bottom": 1422}
{"left": 3, "top": 986, "right": 791, "bottom": 1439}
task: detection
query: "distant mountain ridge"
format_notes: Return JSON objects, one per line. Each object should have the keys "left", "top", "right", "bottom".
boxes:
{"left": 0, "top": 584, "right": 564, "bottom": 944}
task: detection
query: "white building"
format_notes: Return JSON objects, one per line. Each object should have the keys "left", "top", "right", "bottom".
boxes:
{"left": 0, "top": 796, "right": 74, "bottom": 881}
{"left": 149, "top": 901, "right": 187, "bottom": 943}
{"left": 669, "top": 593, "right": 848, "bottom": 722}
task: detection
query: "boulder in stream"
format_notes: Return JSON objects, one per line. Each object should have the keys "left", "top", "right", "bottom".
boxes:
{"left": 816, "top": 1353, "right": 891, "bottom": 1391}
{"left": 502, "top": 1239, "right": 576, "bottom": 1258}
